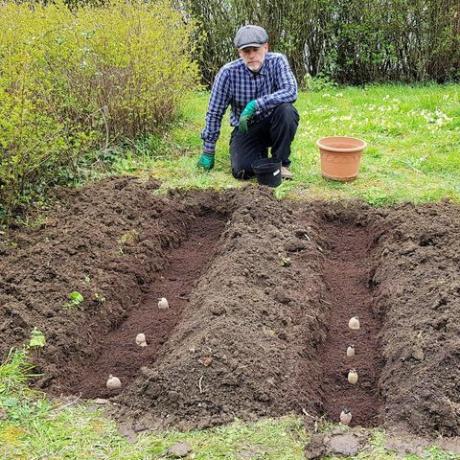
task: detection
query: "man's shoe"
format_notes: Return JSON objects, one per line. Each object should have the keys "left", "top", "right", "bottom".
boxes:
{"left": 281, "top": 166, "right": 293, "bottom": 179}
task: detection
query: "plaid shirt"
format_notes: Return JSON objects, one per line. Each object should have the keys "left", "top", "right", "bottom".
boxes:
{"left": 201, "top": 52, "right": 298, "bottom": 153}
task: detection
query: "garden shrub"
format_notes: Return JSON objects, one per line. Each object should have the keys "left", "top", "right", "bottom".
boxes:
{"left": 0, "top": 0, "right": 198, "bottom": 219}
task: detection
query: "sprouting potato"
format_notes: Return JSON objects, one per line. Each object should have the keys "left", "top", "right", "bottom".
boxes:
{"left": 346, "top": 345, "right": 355, "bottom": 357}
{"left": 348, "top": 317, "right": 360, "bottom": 330}
{"left": 348, "top": 369, "right": 358, "bottom": 384}
{"left": 340, "top": 408, "right": 352, "bottom": 425}
{"left": 106, "top": 374, "right": 121, "bottom": 389}
{"left": 158, "top": 297, "right": 169, "bottom": 309}
{"left": 135, "top": 333, "right": 147, "bottom": 347}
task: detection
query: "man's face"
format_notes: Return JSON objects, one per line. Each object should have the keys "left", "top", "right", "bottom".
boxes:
{"left": 238, "top": 43, "right": 268, "bottom": 72}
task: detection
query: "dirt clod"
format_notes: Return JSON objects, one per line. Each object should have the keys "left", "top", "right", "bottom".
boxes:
{"left": 328, "top": 433, "right": 362, "bottom": 456}
{"left": 167, "top": 442, "right": 192, "bottom": 458}
{"left": 305, "top": 429, "right": 368, "bottom": 459}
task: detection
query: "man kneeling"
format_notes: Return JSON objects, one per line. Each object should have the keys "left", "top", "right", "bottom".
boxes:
{"left": 198, "top": 24, "right": 299, "bottom": 180}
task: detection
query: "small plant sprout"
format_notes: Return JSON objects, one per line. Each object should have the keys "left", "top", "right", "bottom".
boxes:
{"left": 348, "top": 369, "right": 359, "bottom": 384}
{"left": 106, "top": 375, "right": 121, "bottom": 389}
{"left": 64, "top": 291, "right": 84, "bottom": 309}
{"left": 348, "top": 316, "right": 360, "bottom": 330}
{"left": 135, "top": 333, "right": 147, "bottom": 347}
{"left": 29, "top": 327, "right": 46, "bottom": 348}
{"left": 158, "top": 297, "right": 169, "bottom": 309}
{"left": 340, "top": 408, "right": 352, "bottom": 425}
{"left": 346, "top": 345, "right": 355, "bottom": 357}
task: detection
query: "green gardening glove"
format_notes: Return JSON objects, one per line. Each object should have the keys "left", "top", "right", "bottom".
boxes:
{"left": 197, "top": 152, "right": 215, "bottom": 171}
{"left": 239, "top": 100, "right": 257, "bottom": 133}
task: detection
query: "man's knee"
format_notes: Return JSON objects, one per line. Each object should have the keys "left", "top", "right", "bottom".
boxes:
{"left": 232, "top": 166, "right": 254, "bottom": 180}
{"left": 273, "top": 103, "right": 299, "bottom": 124}
{"left": 230, "top": 146, "right": 258, "bottom": 180}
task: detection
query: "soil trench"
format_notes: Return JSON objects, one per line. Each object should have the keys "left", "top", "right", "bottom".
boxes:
{"left": 319, "top": 220, "right": 383, "bottom": 426}
{"left": 64, "top": 213, "right": 226, "bottom": 398}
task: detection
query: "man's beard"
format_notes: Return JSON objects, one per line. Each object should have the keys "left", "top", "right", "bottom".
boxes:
{"left": 246, "top": 58, "right": 264, "bottom": 72}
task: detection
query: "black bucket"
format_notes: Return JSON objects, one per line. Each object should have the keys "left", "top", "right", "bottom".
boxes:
{"left": 252, "top": 158, "right": 282, "bottom": 187}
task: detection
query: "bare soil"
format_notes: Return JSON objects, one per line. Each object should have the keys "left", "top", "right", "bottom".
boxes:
{"left": 0, "top": 177, "right": 458, "bottom": 437}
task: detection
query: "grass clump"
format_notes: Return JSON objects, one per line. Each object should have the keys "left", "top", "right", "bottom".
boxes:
{"left": 0, "top": 349, "right": 34, "bottom": 396}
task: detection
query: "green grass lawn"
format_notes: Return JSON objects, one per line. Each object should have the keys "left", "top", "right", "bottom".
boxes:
{"left": 2, "top": 84, "right": 460, "bottom": 459}
{"left": 109, "top": 83, "right": 460, "bottom": 205}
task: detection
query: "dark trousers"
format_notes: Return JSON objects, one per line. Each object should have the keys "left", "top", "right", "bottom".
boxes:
{"left": 230, "top": 103, "right": 299, "bottom": 179}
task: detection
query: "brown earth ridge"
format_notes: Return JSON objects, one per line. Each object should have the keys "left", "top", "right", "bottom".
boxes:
{"left": 0, "top": 177, "right": 458, "bottom": 436}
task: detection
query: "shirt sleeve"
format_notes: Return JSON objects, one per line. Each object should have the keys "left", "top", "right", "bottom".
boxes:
{"left": 255, "top": 54, "right": 297, "bottom": 112}
{"left": 201, "top": 67, "right": 232, "bottom": 154}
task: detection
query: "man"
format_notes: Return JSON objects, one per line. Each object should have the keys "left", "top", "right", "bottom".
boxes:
{"left": 197, "top": 24, "right": 299, "bottom": 180}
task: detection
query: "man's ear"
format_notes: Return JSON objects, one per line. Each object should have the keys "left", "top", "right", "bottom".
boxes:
{"left": 264, "top": 43, "right": 269, "bottom": 52}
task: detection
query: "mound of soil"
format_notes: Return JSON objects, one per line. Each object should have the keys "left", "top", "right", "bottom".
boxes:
{"left": 369, "top": 201, "right": 460, "bottom": 437}
{"left": 0, "top": 178, "right": 458, "bottom": 438}
{"left": 117, "top": 188, "right": 329, "bottom": 430}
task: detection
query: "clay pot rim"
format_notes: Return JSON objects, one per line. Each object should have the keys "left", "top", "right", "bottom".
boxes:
{"left": 316, "top": 136, "right": 367, "bottom": 153}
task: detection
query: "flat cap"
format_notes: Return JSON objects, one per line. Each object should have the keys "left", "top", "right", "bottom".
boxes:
{"left": 234, "top": 25, "right": 268, "bottom": 49}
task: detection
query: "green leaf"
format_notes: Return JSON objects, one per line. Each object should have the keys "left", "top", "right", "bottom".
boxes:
{"left": 29, "top": 328, "right": 46, "bottom": 348}
{"left": 68, "top": 291, "right": 84, "bottom": 304}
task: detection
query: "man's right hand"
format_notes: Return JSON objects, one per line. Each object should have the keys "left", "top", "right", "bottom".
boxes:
{"left": 239, "top": 100, "right": 257, "bottom": 133}
{"left": 197, "top": 152, "right": 215, "bottom": 171}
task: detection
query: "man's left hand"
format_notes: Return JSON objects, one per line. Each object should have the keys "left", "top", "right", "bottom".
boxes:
{"left": 239, "top": 100, "right": 257, "bottom": 133}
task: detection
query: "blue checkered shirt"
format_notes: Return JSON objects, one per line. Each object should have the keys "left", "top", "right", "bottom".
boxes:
{"left": 201, "top": 52, "right": 298, "bottom": 153}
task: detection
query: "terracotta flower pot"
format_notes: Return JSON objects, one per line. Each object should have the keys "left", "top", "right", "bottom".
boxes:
{"left": 317, "top": 136, "right": 367, "bottom": 182}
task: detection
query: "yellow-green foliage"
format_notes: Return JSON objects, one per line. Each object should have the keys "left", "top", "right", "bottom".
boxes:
{"left": 0, "top": 0, "right": 199, "bottom": 217}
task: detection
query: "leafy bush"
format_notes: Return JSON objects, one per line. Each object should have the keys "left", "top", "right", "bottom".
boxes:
{"left": 302, "top": 73, "right": 337, "bottom": 92}
{"left": 0, "top": 0, "right": 198, "bottom": 219}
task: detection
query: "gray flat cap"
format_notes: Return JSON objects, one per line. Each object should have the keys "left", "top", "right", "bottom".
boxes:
{"left": 234, "top": 25, "right": 268, "bottom": 49}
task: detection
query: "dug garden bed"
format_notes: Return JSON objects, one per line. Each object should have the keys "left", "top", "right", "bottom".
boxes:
{"left": 0, "top": 177, "right": 458, "bottom": 437}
